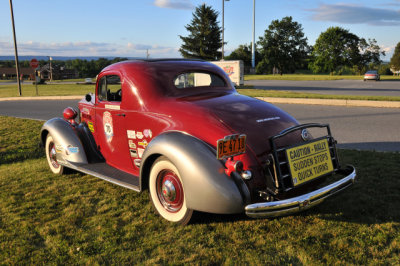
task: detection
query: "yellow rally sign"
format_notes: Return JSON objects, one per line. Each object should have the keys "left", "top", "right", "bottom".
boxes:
{"left": 286, "top": 138, "right": 334, "bottom": 186}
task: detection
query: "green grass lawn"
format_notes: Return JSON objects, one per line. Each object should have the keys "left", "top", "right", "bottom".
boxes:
{"left": 0, "top": 83, "right": 94, "bottom": 98}
{"left": 237, "top": 88, "right": 400, "bottom": 102}
{"left": 245, "top": 74, "right": 400, "bottom": 81}
{"left": 2, "top": 81, "right": 400, "bottom": 103}
{"left": 1, "top": 115, "right": 399, "bottom": 264}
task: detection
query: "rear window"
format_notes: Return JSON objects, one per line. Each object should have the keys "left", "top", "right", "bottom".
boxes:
{"left": 174, "top": 72, "right": 226, "bottom": 89}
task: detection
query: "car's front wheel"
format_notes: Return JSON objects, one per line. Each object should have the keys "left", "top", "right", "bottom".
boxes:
{"left": 149, "top": 156, "right": 193, "bottom": 225}
{"left": 45, "top": 134, "right": 67, "bottom": 175}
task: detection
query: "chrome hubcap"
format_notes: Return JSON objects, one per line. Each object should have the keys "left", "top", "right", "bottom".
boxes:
{"left": 162, "top": 180, "right": 176, "bottom": 202}
{"left": 156, "top": 170, "right": 183, "bottom": 213}
{"left": 49, "top": 142, "right": 59, "bottom": 169}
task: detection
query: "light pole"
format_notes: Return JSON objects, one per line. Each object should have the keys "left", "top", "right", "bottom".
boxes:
{"left": 9, "top": 0, "right": 21, "bottom": 96}
{"left": 251, "top": 0, "right": 256, "bottom": 71}
{"left": 222, "top": 0, "right": 229, "bottom": 60}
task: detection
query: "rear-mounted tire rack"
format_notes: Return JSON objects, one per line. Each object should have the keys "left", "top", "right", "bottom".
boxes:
{"left": 269, "top": 123, "right": 340, "bottom": 192}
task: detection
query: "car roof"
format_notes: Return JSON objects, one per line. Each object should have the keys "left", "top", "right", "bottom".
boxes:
{"left": 100, "top": 59, "right": 235, "bottom": 97}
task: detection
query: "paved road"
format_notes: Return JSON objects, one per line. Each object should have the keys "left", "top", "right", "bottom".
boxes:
{"left": 275, "top": 103, "right": 400, "bottom": 152}
{"left": 246, "top": 79, "right": 400, "bottom": 97}
{"left": 1, "top": 99, "right": 399, "bottom": 152}
{"left": 0, "top": 99, "right": 79, "bottom": 121}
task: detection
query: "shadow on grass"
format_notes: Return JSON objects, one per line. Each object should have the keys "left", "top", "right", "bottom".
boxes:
{"left": 190, "top": 150, "right": 400, "bottom": 226}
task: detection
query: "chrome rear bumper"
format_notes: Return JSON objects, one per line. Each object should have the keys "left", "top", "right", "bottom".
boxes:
{"left": 245, "top": 165, "right": 356, "bottom": 218}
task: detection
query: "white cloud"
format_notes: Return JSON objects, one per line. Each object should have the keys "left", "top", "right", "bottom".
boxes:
{"left": 153, "top": 0, "right": 194, "bottom": 10}
{"left": 309, "top": 4, "right": 400, "bottom": 26}
{"left": 0, "top": 40, "right": 181, "bottom": 58}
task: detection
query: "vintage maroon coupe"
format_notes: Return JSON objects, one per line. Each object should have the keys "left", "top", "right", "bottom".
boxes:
{"left": 41, "top": 59, "right": 356, "bottom": 224}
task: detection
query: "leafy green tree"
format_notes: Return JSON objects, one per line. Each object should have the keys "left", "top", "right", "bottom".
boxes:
{"left": 179, "top": 4, "right": 222, "bottom": 60}
{"left": 310, "top": 27, "right": 384, "bottom": 74}
{"left": 257, "top": 16, "right": 310, "bottom": 74}
{"left": 309, "top": 27, "right": 358, "bottom": 74}
{"left": 390, "top": 42, "right": 400, "bottom": 72}
{"left": 225, "top": 43, "right": 260, "bottom": 71}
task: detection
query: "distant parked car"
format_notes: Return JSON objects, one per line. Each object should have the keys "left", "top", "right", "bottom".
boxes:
{"left": 84, "top": 78, "right": 92, "bottom": 84}
{"left": 364, "top": 70, "right": 380, "bottom": 81}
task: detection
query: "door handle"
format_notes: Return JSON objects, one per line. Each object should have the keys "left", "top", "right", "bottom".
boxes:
{"left": 116, "top": 113, "right": 126, "bottom": 117}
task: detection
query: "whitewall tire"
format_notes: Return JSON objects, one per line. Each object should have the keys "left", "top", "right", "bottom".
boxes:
{"left": 45, "top": 135, "right": 66, "bottom": 175}
{"left": 149, "top": 156, "right": 193, "bottom": 225}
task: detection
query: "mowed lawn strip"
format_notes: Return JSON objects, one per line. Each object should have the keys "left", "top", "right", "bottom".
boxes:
{"left": 237, "top": 88, "right": 400, "bottom": 102}
{"left": 245, "top": 74, "right": 400, "bottom": 81}
{"left": 1, "top": 115, "right": 399, "bottom": 264}
{"left": 2, "top": 83, "right": 400, "bottom": 102}
{"left": 0, "top": 84, "right": 94, "bottom": 98}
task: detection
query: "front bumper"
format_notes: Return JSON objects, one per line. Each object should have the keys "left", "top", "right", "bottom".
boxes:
{"left": 245, "top": 165, "right": 356, "bottom": 218}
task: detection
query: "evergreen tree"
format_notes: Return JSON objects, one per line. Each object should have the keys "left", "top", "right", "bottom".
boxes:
{"left": 179, "top": 4, "right": 222, "bottom": 60}
{"left": 390, "top": 42, "right": 400, "bottom": 72}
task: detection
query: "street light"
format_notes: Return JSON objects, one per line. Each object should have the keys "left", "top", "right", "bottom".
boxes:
{"left": 251, "top": 0, "right": 256, "bottom": 70}
{"left": 222, "top": 0, "right": 230, "bottom": 60}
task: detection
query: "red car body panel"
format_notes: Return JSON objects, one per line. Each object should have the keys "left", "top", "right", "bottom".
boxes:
{"left": 79, "top": 60, "right": 299, "bottom": 190}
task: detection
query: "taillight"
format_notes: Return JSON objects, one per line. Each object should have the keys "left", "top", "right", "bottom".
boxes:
{"left": 224, "top": 158, "right": 252, "bottom": 180}
{"left": 63, "top": 107, "right": 78, "bottom": 124}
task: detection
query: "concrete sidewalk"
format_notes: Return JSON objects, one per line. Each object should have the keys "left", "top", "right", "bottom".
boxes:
{"left": 1, "top": 95, "right": 399, "bottom": 108}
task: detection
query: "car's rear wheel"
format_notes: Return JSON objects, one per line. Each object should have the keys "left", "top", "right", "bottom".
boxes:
{"left": 45, "top": 135, "right": 66, "bottom": 175}
{"left": 149, "top": 156, "right": 193, "bottom": 225}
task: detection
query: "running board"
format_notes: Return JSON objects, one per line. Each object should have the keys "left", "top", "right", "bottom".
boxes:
{"left": 65, "top": 161, "right": 140, "bottom": 192}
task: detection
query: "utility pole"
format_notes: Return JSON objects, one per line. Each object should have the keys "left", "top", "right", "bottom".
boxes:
{"left": 251, "top": 0, "right": 256, "bottom": 71}
{"left": 222, "top": 0, "right": 230, "bottom": 60}
{"left": 9, "top": 0, "right": 22, "bottom": 96}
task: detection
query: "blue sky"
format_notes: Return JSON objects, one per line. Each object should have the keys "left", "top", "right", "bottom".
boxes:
{"left": 1, "top": 0, "right": 400, "bottom": 60}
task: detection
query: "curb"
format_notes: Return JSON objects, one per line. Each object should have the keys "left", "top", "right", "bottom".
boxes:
{"left": 256, "top": 97, "right": 400, "bottom": 108}
{"left": 1, "top": 95, "right": 399, "bottom": 108}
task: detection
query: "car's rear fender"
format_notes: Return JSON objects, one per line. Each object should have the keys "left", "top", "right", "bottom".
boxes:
{"left": 40, "top": 118, "right": 88, "bottom": 165}
{"left": 140, "top": 131, "right": 245, "bottom": 214}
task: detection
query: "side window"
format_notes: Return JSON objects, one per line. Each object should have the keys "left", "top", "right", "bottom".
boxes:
{"left": 97, "top": 75, "right": 122, "bottom": 102}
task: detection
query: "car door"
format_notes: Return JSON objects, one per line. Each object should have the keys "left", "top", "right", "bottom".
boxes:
{"left": 95, "top": 74, "right": 133, "bottom": 172}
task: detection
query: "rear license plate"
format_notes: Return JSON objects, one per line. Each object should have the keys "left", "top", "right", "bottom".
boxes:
{"left": 286, "top": 138, "right": 334, "bottom": 186}
{"left": 217, "top": 134, "right": 246, "bottom": 159}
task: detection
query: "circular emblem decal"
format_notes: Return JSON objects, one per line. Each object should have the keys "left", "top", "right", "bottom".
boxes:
{"left": 103, "top": 111, "right": 113, "bottom": 140}
{"left": 301, "top": 129, "right": 310, "bottom": 141}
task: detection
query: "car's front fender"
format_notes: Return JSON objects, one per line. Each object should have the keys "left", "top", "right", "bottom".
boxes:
{"left": 140, "top": 131, "right": 245, "bottom": 214}
{"left": 40, "top": 118, "right": 88, "bottom": 165}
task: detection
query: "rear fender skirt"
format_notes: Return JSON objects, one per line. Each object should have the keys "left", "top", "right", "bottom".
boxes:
{"left": 140, "top": 131, "right": 244, "bottom": 214}
{"left": 40, "top": 118, "right": 88, "bottom": 165}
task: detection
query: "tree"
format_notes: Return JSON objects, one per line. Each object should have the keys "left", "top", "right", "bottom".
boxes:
{"left": 309, "top": 27, "right": 384, "bottom": 74}
{"left": 225, "top": 43, "right": 260, "bottom": 72}
{"left": 179, "top": 4, "right": 222, "bottom": 60}
{"left": 256, "top": 16, "right": 310, "bottom": 74}
{"left": 390, "top": 42, "right": 400, "bottom": 72}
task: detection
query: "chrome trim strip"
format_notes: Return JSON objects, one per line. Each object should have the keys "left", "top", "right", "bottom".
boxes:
{"left": 245, "top": 166, "right": 356, "bottom": 218}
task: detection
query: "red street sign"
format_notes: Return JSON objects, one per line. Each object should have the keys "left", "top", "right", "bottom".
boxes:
{"left": 30, "top": 58, "right": 39, "bottom": 69}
